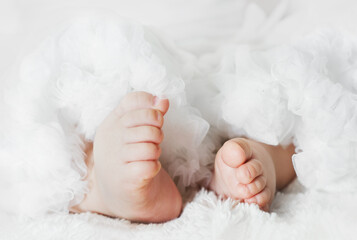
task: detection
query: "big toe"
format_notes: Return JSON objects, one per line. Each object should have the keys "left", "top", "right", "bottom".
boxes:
{"left": 154, "top": 97, "right": 169, "bottom": 115}
{"left": 221, "top": 139, "right": 252, "bottom": 168}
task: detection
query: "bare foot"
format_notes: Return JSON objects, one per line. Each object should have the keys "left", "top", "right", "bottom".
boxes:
{"left": 209, "top": 138, "right": 277, "bottom": 211}
{"left": 71, "top": 92, "right": 182, "bottom": 223}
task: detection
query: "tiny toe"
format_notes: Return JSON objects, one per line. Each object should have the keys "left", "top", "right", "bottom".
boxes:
{"left": 221, "top": 140, "right": 247, "bottom": 168}
{"left": 127, "top": 160, "right": 161, "bottom": 181}
{"left": 256, "top": 188, "right": 271, "bottom": 207}
{"left": 245, "top": 187, "right": 271, "bottom": 208}
{"left": 236, "top": 159, "right": 263, "bottom": 184}
{"left": 235, "top": 175, "right": 266, "bottom": 199}
{"left": 123, "top": 143, "right": 161, "bottom": 162}
{"left": 124, "top": 126, "right": 163, "bottom": 144}
{"left": 246, "top": 175, "right": 266, "bottom": 196}
{"left": 235, "top": 184, "right": 252, "bottom": 199}
{"left": 114, "top": 92, "right": 169, "bottom": 119}
{"left": 120, "top": 109, "right": 164, "bottom": 128}
{"left": 153, "top": 97, "right": 170, "bottom": 115}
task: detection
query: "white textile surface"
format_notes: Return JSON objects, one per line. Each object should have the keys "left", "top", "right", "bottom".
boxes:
{"left": 2, "top": 181, "right": 357, "bottom": 240}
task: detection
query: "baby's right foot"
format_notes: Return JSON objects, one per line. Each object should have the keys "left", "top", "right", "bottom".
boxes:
{"left": 71, "top": 92, "right": 182, "bottom": 223}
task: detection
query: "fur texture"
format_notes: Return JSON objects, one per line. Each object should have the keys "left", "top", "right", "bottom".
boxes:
{"left": 1, "top": 181, "right": 357, "bottom": 240}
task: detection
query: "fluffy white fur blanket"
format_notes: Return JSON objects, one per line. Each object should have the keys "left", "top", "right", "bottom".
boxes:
{"left": 1, "top": 0, "right": 357, "bottom": 239}
{"left": 2, "top": 181, "right": 357, "bottom": 239}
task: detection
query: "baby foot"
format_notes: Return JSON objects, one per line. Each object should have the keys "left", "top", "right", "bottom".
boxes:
{"left": 72, "top": 92, "right": 182, "bottom": 223}
{"left": 209, "top": 138, "right": 276, "bottom": 211}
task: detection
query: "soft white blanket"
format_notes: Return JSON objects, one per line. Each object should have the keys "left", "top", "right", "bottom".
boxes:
{"left": 1, "top": 0, "right": 357, "bottom": 239}
{"left": 2, "top": 181, "right": 357, "bottom": 239}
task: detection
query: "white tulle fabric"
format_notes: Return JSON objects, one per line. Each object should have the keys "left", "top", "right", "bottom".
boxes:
{"left": 274, "top": 31, "right": 357, "bottom": 192}
{"left": 216, "top": 30, "right": 357, "bottom": 192}
{"left": 1, "top": 14, "right": 357, "bottom": 218}
{"left": 0, "top": 18, "right": 216, "bottom": 217}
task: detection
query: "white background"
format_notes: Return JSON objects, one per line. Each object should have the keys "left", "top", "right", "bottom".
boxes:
{"left": 1, "top": 0, "right": 357, "bottom": 79}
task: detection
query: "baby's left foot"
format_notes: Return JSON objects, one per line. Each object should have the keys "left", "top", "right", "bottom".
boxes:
{"left": 209, "top": 138, "right": 277, "bottom": 211}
